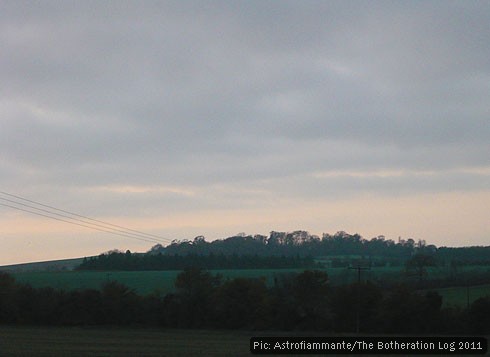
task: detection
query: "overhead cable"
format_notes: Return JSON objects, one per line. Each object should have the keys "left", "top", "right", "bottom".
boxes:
{"left": 0, "top": 191, "right": 173, "bottom": 245}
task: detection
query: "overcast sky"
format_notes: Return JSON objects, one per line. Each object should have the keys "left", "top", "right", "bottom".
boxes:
{"left": 1, "top": 1, "right": 489, "bottom": 264}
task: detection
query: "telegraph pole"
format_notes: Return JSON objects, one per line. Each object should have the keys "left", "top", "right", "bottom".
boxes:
{"left": 348, "top": 265, "right": 370, "bottom": 334}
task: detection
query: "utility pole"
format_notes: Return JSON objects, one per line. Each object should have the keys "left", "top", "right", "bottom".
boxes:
{"left": 348, "top": 265, "right": 371, "bottom": 334}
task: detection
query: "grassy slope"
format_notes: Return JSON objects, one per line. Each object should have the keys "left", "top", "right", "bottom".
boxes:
{"left": 11, "top": 270, "right": 180, "bottom": 295}
{"left": 8, "top": 267, "right": 374, "bottom": 295}
{"left": 10, "top": 269, "right": 311, "bottom": 295}
{"left": 435, "top": 284, "right": 490, "bottom": 307}
{"left": 9, "top": 266, "right": 490, "bottom": 298}
{"left": 4, "top": 256, "right": 490, "bottom": 307}
{"left": 0, "top": 257, "right": 85, "bottom": 272}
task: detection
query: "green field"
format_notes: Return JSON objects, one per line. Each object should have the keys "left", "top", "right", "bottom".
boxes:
{"left": 434, "top": 284, "right": 490, "bottom": 308}
{"left": 11, "top": 270, "right": 179, "bottom": 295}
{"left": 9, "top": 266, "right": 490, "bottom": 307}
{"left": 4, "top": 268, "right": 341, "bottom": 294}
{"left": 9, "top": 267, "right": 411, "bottom": 295}
{"left": 10, "top": 269, "right": 316, "bottom": 295}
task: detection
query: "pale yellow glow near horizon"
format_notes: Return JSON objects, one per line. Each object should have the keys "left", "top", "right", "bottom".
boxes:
{"left": 311, "top": 166, "right": 490, "bottom": 179}
{"left": 1, "top": 190, "right": 489, "bottom": 265}
{"left": 91, "top": 184, "right": 197, "bottom": 196}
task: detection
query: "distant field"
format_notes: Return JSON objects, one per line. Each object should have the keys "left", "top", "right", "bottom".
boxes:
{"left": 10, "top": 268, "right": 370, "bottom": 295}
{"left": 10, "top": 269, "right": 308, "bottom": 295}
{"left": 8, "top": 263, "right": 490, "bottom": 301}
{"left": 0, "top": 257, "right": 85, "bottom": 272}
{"left": 11, "top": 270, "right": 180, "bottom": 295}
{"left": 434, "top": 284, "right": 490, "bottom": 308}
{"left": 0, "top": 326, "right": 253, "bottom": 356}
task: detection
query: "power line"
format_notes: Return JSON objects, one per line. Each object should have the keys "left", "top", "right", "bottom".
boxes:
{"left": 0, "top": 196, "right": 165, "bottom": 244}
{"left": 0, "top": 191, "right": 170, "bottom": 243}
{"left": 0, "top": 202, "right": 161, "bottom": 244}
{"left": 0, "top": 191, "right": 174, "bottom": 245}
{"left": 348, "top": 264, "right": 371, "bottom": 334}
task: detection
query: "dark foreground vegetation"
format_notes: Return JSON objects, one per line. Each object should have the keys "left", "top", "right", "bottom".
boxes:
{"left": 0, "top": 326, "right": 252, "bottom": 356}
{"left": 1, "top": 269, "right": 489, "bottom": 335}
{"left": 3, "top": 231, "right": 490, "bottom": 337}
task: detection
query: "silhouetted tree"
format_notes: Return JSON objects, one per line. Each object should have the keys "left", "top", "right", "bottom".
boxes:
{"left": 378, "top": 286, "right": 443, "bottom": 333}
{"left": 291, "top": 270, "right": 332, "bottom": 330}
{"left": 331, "top": 282, "right": 382, "bottom": 333}
{"left": 214, "top": 278, "right": 270, "bottom": 329}
{"left": 0, "top": 272, "right": 19, "bottom": 323}
{"left": 468, "top": 296, "right": 490, "bottom": 334}
{"left": 270, "top": 270, "right": 332, "bottom": 331}
{"left": 100, "top": 281, "right": 139, "bottom": 325}
{"left": 172, "top": 268, "right": 221, "bottom": 328}
{"left": 406, "top": 253, "right": 436, "bottom": 285}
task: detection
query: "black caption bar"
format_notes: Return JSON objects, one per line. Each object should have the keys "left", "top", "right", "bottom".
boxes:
{"left": 250, "top": 337, "right": 488, "bottom": 355}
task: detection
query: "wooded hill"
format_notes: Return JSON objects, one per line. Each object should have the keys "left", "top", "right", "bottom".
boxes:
{"left": 151, "top": 231, "right": 424, "bottom": 259}
{"left": 78, "top": 231, "right": 490, "bottom": 271}
{"left": 78, "top": 252, "right": 320, "bottom": 271}
{"left": 149, "top": 230, "right": 490, "bottom": 266}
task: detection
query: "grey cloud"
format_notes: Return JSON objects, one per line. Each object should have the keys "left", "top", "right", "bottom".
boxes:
{"left": 1, "top": 1, "right": 489, "bottom": 209}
